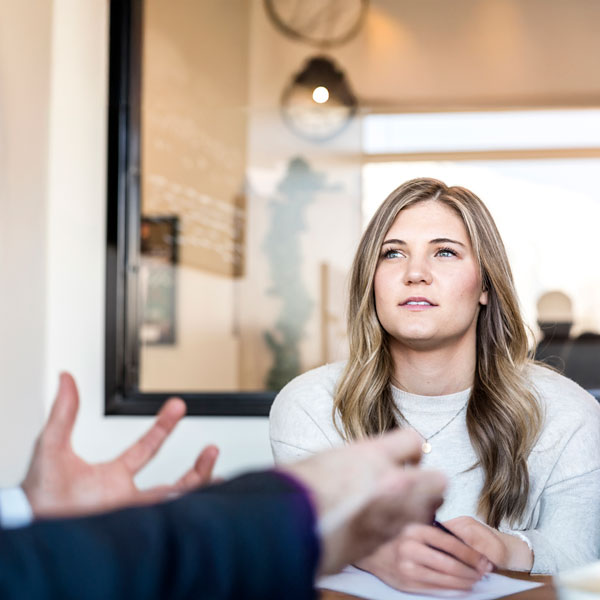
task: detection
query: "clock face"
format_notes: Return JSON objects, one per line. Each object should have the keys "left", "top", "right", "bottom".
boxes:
{"left": 281, "top": 83, "right": 355, "bottom": 141}
{"left": 265, "top": 0, "right": 368, "bottom": 48}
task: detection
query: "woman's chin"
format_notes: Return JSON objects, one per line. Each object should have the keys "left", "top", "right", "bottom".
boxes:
{"left": 391, "top": 331, "right": 440, "bottom": 350}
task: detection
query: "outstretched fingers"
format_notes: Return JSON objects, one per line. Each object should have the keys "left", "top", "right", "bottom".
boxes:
{"left": 175, "top": 445, "right": 220, "bottom": 492}
{"left": 118, "top": 397, "right": 187, "bottom": 474}
{"left": 42, "top": 372, "right": 81, "bottom": 448}
{"left": 136, "top": 445, "right": 220, "bottom": 505}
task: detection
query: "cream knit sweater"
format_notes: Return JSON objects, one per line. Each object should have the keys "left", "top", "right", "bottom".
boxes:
{"left": 270, "top": 362, "right": 600, "bottom": 574}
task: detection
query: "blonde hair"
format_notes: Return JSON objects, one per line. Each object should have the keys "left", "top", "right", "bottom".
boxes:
{"left": 334, "top": 177, "right": 542, "bottom": 527}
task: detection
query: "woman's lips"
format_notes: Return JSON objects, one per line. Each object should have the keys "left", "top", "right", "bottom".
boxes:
{"left": 400, "top": 297, "right": 437, "bottom": 307}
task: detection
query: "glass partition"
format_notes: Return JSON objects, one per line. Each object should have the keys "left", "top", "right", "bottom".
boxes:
{"left": 105, "top": 0, "right": 600, "bottom": 415}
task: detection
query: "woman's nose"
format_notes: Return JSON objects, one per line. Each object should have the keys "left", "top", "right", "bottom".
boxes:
{"left": 403, "top": 255, "right": 433, "bottom": 285}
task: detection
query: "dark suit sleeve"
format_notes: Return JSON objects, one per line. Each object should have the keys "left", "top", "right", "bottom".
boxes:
{"left": 0, "top": 471, "right": 320, "bottom": 600}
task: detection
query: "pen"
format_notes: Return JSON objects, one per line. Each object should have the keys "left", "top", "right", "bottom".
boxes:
{"left": 427, "top": 519, "right": 463, "bottom": 561}
{"left": 432, "top": 518, "right": 460, "bottom": 539}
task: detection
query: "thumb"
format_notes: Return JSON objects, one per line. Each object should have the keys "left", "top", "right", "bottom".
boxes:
{"left": 43, "top": 372, "right": 80, "bottom": 448}
{"left": 376, "top": 429, "right": 423, "bottom": 467}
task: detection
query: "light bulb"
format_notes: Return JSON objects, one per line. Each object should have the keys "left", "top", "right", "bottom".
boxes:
{"left": 312, "top": 86, "right": 329, "bottom": 104}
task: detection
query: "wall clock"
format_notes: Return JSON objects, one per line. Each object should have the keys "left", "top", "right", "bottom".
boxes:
{"left": 265, "top": 0, "right": 368, "bottom": 48}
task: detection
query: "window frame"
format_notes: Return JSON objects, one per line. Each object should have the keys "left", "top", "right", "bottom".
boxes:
{"left": 105, "top": 0, "right": 274, "bottom": 416}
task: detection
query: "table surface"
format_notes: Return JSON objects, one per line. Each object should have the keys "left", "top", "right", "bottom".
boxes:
{"left": 320, "top": 570, "right": 555, "bottom": 600}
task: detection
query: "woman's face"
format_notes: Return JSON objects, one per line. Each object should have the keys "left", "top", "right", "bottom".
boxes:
{"left": 373, "top": 200, "right": 488, "bottom": 352}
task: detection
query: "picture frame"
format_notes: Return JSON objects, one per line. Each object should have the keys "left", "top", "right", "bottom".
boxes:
{"left": 139, "top": 216, "right": 178, "bottom": 346}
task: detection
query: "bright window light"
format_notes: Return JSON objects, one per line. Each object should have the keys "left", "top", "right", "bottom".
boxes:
{"left": 363, "top": 109, "right": 600, "bottom": 154}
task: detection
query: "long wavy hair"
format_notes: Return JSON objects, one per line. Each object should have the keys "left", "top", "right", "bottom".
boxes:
{"left": 334, "top": 177, "right": 542, "bottom": 528}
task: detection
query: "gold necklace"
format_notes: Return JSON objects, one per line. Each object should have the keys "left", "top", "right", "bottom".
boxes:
{"left": 398, "top": 401, "right": 468, "bottom": 454}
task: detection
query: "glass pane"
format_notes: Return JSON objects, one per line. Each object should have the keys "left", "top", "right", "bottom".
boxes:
{"left": 136, "top": 0, "right": 600, "bottom": 397}
{"left": 139, "top": 0, "right": 359, "bottom": 392}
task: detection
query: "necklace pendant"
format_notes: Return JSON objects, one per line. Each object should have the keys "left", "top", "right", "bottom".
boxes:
{"left": 422, "top": 441, "right": 432, "bottom": 454}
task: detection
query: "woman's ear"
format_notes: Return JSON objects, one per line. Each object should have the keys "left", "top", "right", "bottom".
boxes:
{"left": 479, "top": 289, "right": 489, "bottom": 306}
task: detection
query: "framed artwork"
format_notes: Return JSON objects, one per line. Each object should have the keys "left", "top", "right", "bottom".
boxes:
{"left": 140, "top": 216, "right": 178, "bottom": 345}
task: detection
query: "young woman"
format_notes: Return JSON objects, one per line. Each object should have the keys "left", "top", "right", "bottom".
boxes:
{"left": 269, "top": 178, "right": 600, "bottom": 590}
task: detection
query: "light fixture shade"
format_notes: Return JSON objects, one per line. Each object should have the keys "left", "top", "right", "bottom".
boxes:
{"left": 280, "top": 56, "right": 358, "bottom": 141}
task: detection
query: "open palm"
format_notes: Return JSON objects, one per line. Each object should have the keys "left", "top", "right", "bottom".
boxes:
{"left": 22, "top": 373, "right": 219, "bottom": 518}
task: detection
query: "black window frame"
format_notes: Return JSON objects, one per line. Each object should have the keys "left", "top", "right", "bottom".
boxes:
{"left": 105, "top": 0, "right": 274, "bottom": 416}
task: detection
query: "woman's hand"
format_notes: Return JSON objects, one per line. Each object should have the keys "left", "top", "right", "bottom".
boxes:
{"left": 443, "top": 517, "right": 533, "bottom": 572}
{"left": 356, "top": 523, "right": 493, "bottom": 592}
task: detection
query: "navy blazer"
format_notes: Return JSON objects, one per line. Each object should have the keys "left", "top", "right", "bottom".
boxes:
{"left": 0, "top": 471, "right": 319, "bottom": 599}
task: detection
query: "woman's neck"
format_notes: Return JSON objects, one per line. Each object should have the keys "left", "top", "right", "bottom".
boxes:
{"left": 389, "top": 336, "right": 476, "bottom": 396}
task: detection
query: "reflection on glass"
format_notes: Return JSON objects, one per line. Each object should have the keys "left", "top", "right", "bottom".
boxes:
{"left": 138, "top": 0, "right": 360, "bottom": 393}
{"left": 136, "top": 0, "right": 600, "bottom": 397}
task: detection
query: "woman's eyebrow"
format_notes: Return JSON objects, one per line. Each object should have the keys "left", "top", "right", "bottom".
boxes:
{"left": 429, "top": 237, "right": 466, "bottom": 247}
{"left": 381, "top": 238, "right": 406, "bottom": 246}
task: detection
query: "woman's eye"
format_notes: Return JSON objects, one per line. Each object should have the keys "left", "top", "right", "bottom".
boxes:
{"left": 436, "top": 247, "right": 457, "bottom": 258}
{"left": 383, "top": 248, "right": 403, "bottom": 259}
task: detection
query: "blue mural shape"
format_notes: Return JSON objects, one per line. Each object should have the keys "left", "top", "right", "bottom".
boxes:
{"left": 263, "top": 157, "right": 327, "bottom": 390}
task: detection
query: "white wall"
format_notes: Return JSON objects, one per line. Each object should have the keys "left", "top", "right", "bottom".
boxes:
{"left": 0, "top": 0, "right": 52, "bottom": 483}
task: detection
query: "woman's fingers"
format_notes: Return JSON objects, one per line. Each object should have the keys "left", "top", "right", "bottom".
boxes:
{"left": 443, "top": 516, "right": 525, "bottom": 570}
{"left": 408, "top": 539, "right": 482, "bottom": 582}
{"left": 422, "top": 525, "right": 493, "bottom": 575}
{"left": 358, "top": 523, "right": 493, "bottom": 593}
{"left": 400, "top": 561, "right": 482, "bottom": 591}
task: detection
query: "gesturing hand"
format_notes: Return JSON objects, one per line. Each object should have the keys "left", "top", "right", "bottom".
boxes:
{"left": 22, "top": 372, "right": 219, "bottom": 519}
{"left": 285, "top": 429, "right": 447, "bottom": 575}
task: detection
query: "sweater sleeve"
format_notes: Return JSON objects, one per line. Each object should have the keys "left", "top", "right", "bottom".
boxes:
{"left": 505, "top": 407, "right": 600, "bottom": 573}
{"left": 0, "top": 471, "right": 320, "bottom": 600}
{"left": 519, "top": 468, "right": 600, "bottom": 573}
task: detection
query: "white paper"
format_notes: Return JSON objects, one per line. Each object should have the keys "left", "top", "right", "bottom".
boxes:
{"left": 317, "top": 565, "right": 543, "bottom": 600}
